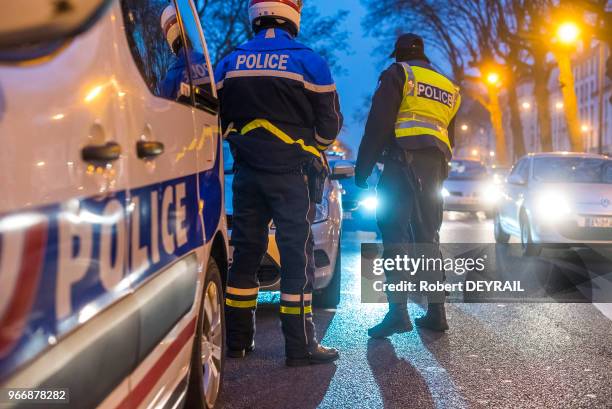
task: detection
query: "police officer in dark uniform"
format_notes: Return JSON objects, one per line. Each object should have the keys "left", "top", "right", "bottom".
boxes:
{"left": 159, "top": 4, "right": 210, "bottom": 101}
{"left": 355, "top": 34, "right": 461, "bottom": 337}
{"left": 215, "top": 0, "right": 343, "bottom": 366}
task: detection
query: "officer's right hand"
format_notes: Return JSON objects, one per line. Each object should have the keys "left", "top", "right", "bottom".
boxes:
{"left": 355, "top": 175, "right": 369, "bottom": 190}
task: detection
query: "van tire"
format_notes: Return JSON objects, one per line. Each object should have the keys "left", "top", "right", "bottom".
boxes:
{"left": 186, "top": 258, "right": 225, "bottom": 409}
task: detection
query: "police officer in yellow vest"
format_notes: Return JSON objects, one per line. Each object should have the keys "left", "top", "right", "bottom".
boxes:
{"left": 355, "top": 33, "right": 461, "bottom": 337}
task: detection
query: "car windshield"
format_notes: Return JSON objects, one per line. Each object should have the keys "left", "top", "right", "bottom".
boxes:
{"left": 223, "top": 142, "right": 235, "bottom": 174}
{"left": 533, "top": 157, "right": 612, "bottom": 184}
{"left": 448, "top": 160, "right": 488, "bottom": 180}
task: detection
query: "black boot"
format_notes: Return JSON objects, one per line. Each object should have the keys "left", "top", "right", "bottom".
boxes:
{"left": 415, "top": 303, "right": 449, "bottom": 332}
{"left": 227, "top": 340, "right": 255, "bottom": 358}
{"left": 286, "top": 344, "right": 340, "bottom": 367}
{"left": 368, "top": 305, "right": 412, "bottom": 339}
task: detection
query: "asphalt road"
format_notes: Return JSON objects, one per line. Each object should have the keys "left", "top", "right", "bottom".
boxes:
{"left": 218, "top": 213, "right": 612, "bottom": 409}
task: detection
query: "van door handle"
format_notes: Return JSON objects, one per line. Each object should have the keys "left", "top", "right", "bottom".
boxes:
{"left": 82, "top": 142, "right": 121, "bottom": 164}
{"left": 136, "top": 141, "right": 165, "bottom": 159}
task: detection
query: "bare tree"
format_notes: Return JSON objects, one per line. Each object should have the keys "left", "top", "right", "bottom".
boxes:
{"left": 194, "top": 0, "right": 351, "bottom": 73}
{"left": 362, "top": 0, "right": 517, "bottom": 163}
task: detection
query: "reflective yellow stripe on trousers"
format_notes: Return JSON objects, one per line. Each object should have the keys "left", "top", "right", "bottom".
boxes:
{"left": 241, "top": 119, "right": 321, "bottom": 158}
{"left": 280, "top": 305, "right": 313, "bottom": 315}
{"left": 225, "top": 298, "right": 257, "bottom": 308}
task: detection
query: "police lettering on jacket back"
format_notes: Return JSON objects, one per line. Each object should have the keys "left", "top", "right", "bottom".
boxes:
{"left": 235, "top": 53, "right": 290, "bottom": 71}
{"left": 214, "top": 28, "right": 343, "bottom": 172}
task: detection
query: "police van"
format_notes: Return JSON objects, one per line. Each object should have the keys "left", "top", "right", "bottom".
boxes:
{"left": 0, "top": 1, "right": 228, "bottom": 408}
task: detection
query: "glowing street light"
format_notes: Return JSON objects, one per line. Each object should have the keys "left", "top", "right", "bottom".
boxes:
{"left": 555, "top": 101, "right": 564, "bottom": 110}
{"left": 521, "top": 101, "right": 531, "bottom": 110}
{"left": 461, "top": 124, "right": 469, "bottom": 132}
{"left": 486, "top": 72, "right": 500, "bottom": 86}
{"left": 556, "top": 21, "right": 580, "bottom": 45}
{"left": 471, "top": 149, "right": 479, "bottom": 156}
{"left": 481, "top": 67, "right": 508, "bottom": 165}
{"left": 581, "top": 124, "right": 590, "bottom": 133}
{"left": 489, "top": 151, "right": 496, "bottom": 157}
{"left": 551, "top": 20, "right": 583, "bottom": 150}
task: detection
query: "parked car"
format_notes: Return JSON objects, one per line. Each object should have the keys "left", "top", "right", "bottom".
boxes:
{"left": 442, "top": 159, "right": 499, "bottom": 217}
{"left": 0, "top": 1, "right": 228, "bottom": 408}
{"left": 495, "top": 152, "right": 612, "bottom": 256}
{"left": 224, "top": 143, "right": 353, "bottom": 308}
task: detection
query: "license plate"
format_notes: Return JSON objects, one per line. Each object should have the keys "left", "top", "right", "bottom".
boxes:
{"left": 343, "top": 212, "right": 353, "bottom": 220}
{"left": 586, "top": 216, "right": 612, "bottom": 228}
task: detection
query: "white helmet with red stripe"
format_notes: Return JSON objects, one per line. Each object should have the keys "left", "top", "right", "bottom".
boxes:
{"left": 161, "top": 4, "right": 181, "bottom": 54}
{"left": 248, "top": 0, "right": 303, "bottom": 35}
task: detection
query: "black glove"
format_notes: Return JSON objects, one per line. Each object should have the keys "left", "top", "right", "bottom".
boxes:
{"left": 355, "top": 174, "right": 369, "bottom": 189}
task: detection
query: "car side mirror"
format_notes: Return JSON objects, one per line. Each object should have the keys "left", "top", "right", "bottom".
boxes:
{"left": 508, "top": 174, "right": 527, "bottom": 186}
{"left": 331, "top": 161, "right": 355, "bottom": 180}
{"left": 0, "top": 0, "right": 110, "bottom": 50}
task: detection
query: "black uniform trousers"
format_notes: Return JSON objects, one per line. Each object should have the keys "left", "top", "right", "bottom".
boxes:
{"left": 226, "top": 163, "right": 317, "bottom": 358}
{"left": 376, "top": 147, "right": 448, "bottom": 305}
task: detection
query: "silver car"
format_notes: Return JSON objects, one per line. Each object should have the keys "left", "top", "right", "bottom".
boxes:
{"left": 443, "top": 159, "right": 500, "bottom": 217}
{"left": 495, "top": 152, "right": 612, "bottom": 256}
{"left": 224, "top": 143, "right": 353, "bottom": 307}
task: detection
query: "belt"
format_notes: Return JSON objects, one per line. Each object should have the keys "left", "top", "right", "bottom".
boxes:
{"left": 240, "top": 119, "right": 321, "bottom": 158}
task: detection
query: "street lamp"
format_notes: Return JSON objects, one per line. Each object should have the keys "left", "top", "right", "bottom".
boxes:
{"left": 481, "top": 67, "right": 508, "bottom": 165}
{"left": 551, "top": 19, "right": 583, "bottom": 152}
{"left": 556, "top": 22, "right": 580, "bottom": 45}
{"left": 521, "top": 101, "right": 531, "bottom": 111}
{"left": 461, "top": 124, "right": 469, "bottom": 132}
{"left": 486, "top": 72, "right": 500, "bottom": 86}
{"left": 555, "top": 101, "right": 564, "bottom": 110}
{"left": 581, "top": 123, "right": 593, "bottom": 149}
{"left": 471, "top": 149, "right": 479, "bottom": 157}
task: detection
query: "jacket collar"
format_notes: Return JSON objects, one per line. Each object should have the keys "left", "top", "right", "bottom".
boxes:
{"left": 237, "top": 27, "right": 308, "bottom": 51}
{"left": 254, "top": 27, "right": 295, "bottom": 41}
{"left": 404, "top": 59, "right": 433, "bottom": 69}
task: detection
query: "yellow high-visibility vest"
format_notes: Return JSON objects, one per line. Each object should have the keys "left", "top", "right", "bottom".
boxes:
{"left": 395, "top": 63, "right": 461, "bottom": 154}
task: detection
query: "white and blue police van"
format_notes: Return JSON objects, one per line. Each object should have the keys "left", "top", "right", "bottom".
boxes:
{"left": 0, "top": 1, "right": 228, "bottom": 408}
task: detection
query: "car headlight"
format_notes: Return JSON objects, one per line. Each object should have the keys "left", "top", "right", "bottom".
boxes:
{"left": 482, "top": 184, "right": 501, "bottom": 204}
{"left": 359, "top": 196, "right": 379, "bottom": 211}
{"left": 314, "top": 198, "right": 330, "bottom": 223}
{"left": 441, "top": 188, "right": 450, "bottom": 198}
{"left": 536, "top": 191, "right": 571, "bottom": 222}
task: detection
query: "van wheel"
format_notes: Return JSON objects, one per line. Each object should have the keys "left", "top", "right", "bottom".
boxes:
{"left": 186, "top": 258, "right": 225, "bottom": 409}
{"left": 494, "top": 213, "right": 510, "bottom": 244}
{"left": 314, "top": 244, "right": 342, "bottom": 309}
{"left": 520, "top": 215, "right": 541, "bottom": 257}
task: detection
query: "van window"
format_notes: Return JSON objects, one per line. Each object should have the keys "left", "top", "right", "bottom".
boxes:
{"left": 121, "top": 0, "right": 190, "bottom": 102}
{"left": 175, "top": 0, "right": 217, "bottom": 111}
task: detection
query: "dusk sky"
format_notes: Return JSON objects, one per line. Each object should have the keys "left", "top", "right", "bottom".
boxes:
{"left": 314, "top": 0, "right": 382, "bottom": 153}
